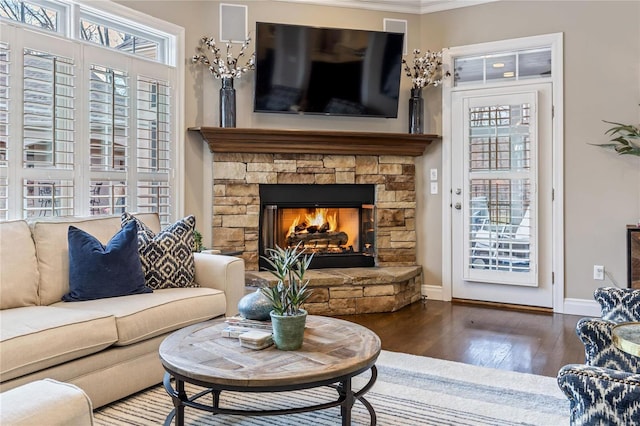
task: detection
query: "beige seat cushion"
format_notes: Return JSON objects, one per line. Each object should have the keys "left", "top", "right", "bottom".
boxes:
{"left": 29, "top": 214, "right": 160, "bottom": 306}
{"left": 52, "top": 287, "right": 226, "bottom": 346}
{"left": 0, "top": 306, "right": 117, "bottom": 381}
{"left": 0, "top": 220, "right": 40, "bottom": 309}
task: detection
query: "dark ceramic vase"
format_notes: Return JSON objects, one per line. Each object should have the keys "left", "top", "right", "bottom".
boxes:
{"left": 408, "top": 87, "right": 424, "bottom": 134}
{"left": 219, "top": 77, "right": 236, "bottom": 128}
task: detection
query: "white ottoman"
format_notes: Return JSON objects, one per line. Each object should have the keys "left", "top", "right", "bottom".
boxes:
{"left": 0, "top": 379, "right": 93, "bottom": 425}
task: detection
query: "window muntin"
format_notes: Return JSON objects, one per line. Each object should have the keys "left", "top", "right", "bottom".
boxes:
{"left": 0, "top": 0, "right": 58, "bottom": 32}
{"left": 454, "top": 48, "right": 552, "bottom": 86}
{"left": 23, "top": 48, "right": 75, "bottom": 169}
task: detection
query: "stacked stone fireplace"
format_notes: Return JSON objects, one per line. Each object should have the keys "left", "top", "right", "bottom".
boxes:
{"left": 213, "top": 153, "right": 418, "bottom": 268}
{"left": 198, "top": 128, "right": 438, "bottom": 314}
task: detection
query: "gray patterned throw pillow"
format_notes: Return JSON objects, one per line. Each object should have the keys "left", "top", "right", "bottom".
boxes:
{"left": 121, "top": 213, "right": 198, "bottom": 289}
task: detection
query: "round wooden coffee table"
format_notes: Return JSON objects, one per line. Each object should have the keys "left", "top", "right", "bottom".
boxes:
{"left": 159, "top": 315, "right": 381, "bottom": 426}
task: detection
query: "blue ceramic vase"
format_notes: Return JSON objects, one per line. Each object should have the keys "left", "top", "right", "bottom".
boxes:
{"left": 237, "top": 289, "right": 272, "bottom": 321}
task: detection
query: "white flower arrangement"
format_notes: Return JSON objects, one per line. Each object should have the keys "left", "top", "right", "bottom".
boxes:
{"left": 191, "top": 36, "right": 255, "bottom": 80}
{"left": 402, "top": 48, "right": 450, "bottom": 90}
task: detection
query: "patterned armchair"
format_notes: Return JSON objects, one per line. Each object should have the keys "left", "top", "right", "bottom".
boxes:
{"left": 557, "top": 364, "right": 640, "bottom": 425}
{"left": 594, "top": 287, "right": 640, "bottom": 323}
{"left": 557, "top": 287, "right": 640, "bottom": 425}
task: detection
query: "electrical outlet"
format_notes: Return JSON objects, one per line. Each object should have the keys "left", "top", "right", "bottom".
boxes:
{"left": 593, "top": 265, "right": 605, "bottom": 281}
{"left": 430, "top": 182, "right": 438, "bottom": 195}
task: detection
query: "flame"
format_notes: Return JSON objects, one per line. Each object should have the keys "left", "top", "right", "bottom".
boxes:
{"left": 286, "top": 216, "right": 300, "bottom": 239}
{"left": 305, "top": 208, "right": 337, "bottom": 232}
{"left": 286, "top": 208, "right": 337, "bottom": 239}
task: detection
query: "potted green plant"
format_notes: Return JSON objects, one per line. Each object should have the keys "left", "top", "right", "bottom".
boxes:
{"left": 592, "top": 121, "right": 640, "bottom": 156}
{"left": 192, "top": 230, "right": 204, "bottom": 252}
{"left": 261, "top": 243, "right": 313, "bottom": 350}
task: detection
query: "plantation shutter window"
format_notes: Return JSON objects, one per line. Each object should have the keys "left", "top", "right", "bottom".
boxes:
{"left": 89, "top": 65, "right": 129, "bottom": 171}
{"left": 136, "top": 76, "right": 171, "bottom": 225}
{"left": 23, "top": 49, "right": 74, "bottom": 169}
{"left": 0, "top": 1, "right": 178, "bottom": 221}
{"left": 0, "top": 42, "right": 9, "bottom": 220}
{"left": 20, "top": 32, "right": 77, "bottom": 218}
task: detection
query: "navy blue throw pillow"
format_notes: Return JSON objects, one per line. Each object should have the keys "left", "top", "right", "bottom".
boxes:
{"left": 63, "top": 221, "right": 151, "bottom": 301}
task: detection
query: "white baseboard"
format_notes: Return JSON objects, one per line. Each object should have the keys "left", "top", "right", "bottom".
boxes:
{"left": 562, "top": 298, "right": 601, "bottom": 317}
{"left": 420, "top": 285, "right": 601, "bottom": 317}
{"left": 421, "top": 284, "right": 444, "bottom": 300}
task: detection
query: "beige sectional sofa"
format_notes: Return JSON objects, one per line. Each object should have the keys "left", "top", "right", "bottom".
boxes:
{"left": 0, "top": 214, "right": 245, "bottom": 408}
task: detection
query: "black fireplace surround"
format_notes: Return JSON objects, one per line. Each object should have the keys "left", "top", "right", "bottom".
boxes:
{"left": 259, "top": 184, "right": 376, "bottom": 269}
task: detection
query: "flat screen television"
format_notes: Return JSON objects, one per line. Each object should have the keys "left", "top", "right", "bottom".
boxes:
{"left": 254, "top": 22, "right": 404, "bottom": 118}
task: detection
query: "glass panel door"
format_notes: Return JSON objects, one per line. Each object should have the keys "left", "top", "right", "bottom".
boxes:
{"left": 465, "top": 102, "right": 535, "bottom": 284}
{"left": 451, "top": 83, "right": 552, "bottom": 308}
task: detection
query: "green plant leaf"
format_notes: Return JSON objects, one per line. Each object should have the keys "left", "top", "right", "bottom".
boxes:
{"left": 259, "top": 242, "right": 314, "bottom": 316}
{"left": 592, "top": 121, "right": 640, "bottom": 157}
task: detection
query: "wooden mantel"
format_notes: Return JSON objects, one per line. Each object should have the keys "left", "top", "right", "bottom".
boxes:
{"left": 190, "top": 127, "right": 440, "bottom": 156}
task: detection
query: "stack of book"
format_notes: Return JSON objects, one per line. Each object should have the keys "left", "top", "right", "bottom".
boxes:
{"left": 224, "top": 316, "right": 272, "bottom": 331}
{"left": 221, "top": 316, "right": 274, "bottom": 349}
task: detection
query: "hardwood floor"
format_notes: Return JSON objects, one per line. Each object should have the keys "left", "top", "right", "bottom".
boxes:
{"left": 336, "top": 299, "right": 587, "bottom": 377}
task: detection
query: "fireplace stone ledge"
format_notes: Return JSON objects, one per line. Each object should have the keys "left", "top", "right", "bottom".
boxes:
{"left": 245, "top": 265, "right": 423, "bottom": 315}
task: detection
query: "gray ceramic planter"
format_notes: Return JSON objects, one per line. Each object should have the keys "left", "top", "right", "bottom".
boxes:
{"left": 270, "top": 309, "right": 307, "bottom": 350}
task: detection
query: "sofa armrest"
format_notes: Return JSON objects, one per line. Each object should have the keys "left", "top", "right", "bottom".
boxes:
{"left": 193, "top": 252, "right": 245, "bottom": 317}
{"left": 557, "top": 364, "right": 640, "bottom": 425}
{"left": 0, "top": 379, "right": 94, "bottom": 425}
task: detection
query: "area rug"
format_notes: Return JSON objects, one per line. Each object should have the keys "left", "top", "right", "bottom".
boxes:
{"left": 94, "top": 350, "right": 569, "bottom": 425}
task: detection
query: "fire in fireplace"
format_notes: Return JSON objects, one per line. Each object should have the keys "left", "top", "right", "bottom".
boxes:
{"left": 259, "top": 184, "right": 375, "bottom": 269}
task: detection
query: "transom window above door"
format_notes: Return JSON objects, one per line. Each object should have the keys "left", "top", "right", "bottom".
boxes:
{"left": 454, "top": 47, "right": 552, "bottom": 86}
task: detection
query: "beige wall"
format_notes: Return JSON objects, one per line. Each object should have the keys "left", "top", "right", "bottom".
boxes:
{"left": 119, "top": 0, "right": 640, "bottom": 304}
{"left": 420, "top": 0, "right": 640, "bottom": 301}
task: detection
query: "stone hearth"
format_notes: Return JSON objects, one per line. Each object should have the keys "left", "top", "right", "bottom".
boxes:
{"left": 247, "top": 266, "right": 423, "bottom": 315}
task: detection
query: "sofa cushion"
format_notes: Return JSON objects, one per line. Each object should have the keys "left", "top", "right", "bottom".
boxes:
{"left": 63, "top": 221, "right": 150, "bottom": 302}
{"left": 30, "top": 214, "right": 160, "bottom": 306}
{"left": 51, "top": 287, "right": 225, "bottom": 346}
{"left": 0, "top": 306, "right": 118, "bottom": 381}
{"left": 121, "top": 213, "right": 197, "bottom": 289}
{"left": 0, "top": 220, "right": 39, "bottom": 309}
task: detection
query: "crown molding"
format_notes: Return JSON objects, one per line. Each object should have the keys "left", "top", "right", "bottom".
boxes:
{"left": 273, "top": 0, "right": 498, "bottom": 15}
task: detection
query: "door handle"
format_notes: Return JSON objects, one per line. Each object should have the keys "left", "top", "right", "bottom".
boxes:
{"left": 454, "top": 202, "right": 462, "bottom": 210}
